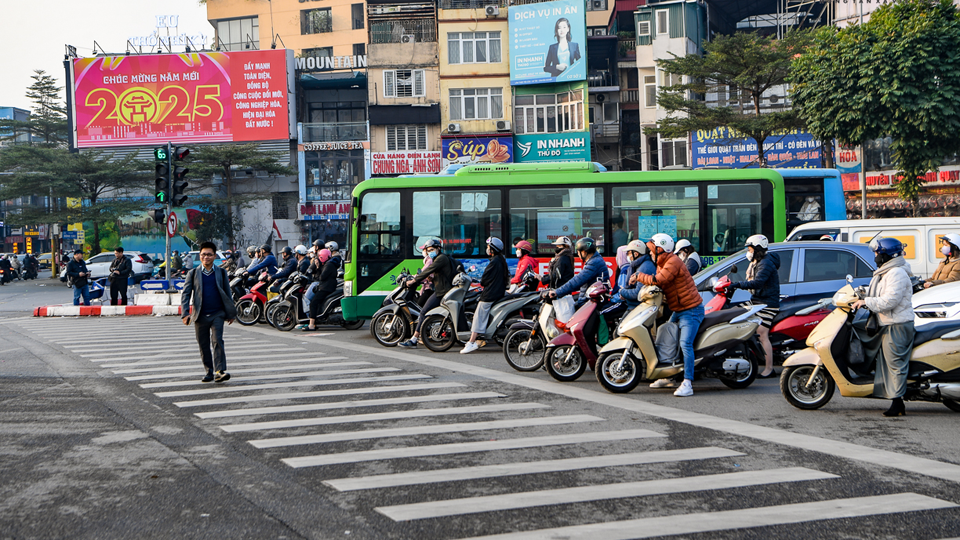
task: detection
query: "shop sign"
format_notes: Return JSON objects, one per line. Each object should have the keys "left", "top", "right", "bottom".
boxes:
{"left": 508, "top": 0, "right": 587, "bottom": 86}
{"left": 302, "top": 141, "right": 364, "bottom": 151}
{"left": 442, "top": 136, "right": 513, "bottom": 167}
{"left": 300, "top": 201, "right": 351, "bottom": 221}
{"left": 371, "top": 151, "right": 442, "bottom": 175}
{"left": 295, "top": 55, "right": 367, "bottom": 72}
{"left": 514, "top": 132, "right": 590, "bottom": 163}
{"left": 692, "top": 127, "right": 822, "bottom": 169}
{"left": 850, "top": 167, "right": 960, "bottom": 192}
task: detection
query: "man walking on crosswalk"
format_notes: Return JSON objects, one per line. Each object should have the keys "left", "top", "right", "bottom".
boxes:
{"left": 181, "top": 242, "right": 237, "bottom": 383}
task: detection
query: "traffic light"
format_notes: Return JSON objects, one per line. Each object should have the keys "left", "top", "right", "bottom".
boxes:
{"left": 147, "top": 209, "right": 165, "bottom": 224}
{"left": 172, "top": 146, "right": 190, "bottom": 207}
{"left": 155, "top": 163, "right": 169, "bottom": 204}
{"left": 154, "top": 146, "right": 168, "bottom": 161}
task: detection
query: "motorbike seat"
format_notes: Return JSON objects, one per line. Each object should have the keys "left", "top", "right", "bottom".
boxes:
{"left": 913, "top": 320, "right": 960, "bottom": 347}
{"left": 695, "top": 307, "right": 749, "bottom": 342}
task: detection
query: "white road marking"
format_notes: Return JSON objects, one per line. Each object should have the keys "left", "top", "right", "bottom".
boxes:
{"left": 156, "top": 374, "right": 432, "bottom": 398}
{"left": 283, "top": 429, "right": 664, "bottom": 468}
{"left": 174, "top": 382, "right": 467, "bottom": 408}
{"left": 65, "top": 339, "right": 258, "bottom": 351}
{"left": 377, "top": 467, "right": 838, "bottom": 521}
{"left": 324, "top": 446, "right": 743, "bottom": 492}
{"left": 81, "top": 345, "right": 295, "bottom": 358}
{"left": 141, "top": 367, "right": 402, "bottom": 388}
{"left": 455, "top": 493, "right": 958, "bottom": 540}
{"left": 98, "top": 353, "right": 320, "bottom": 367}
{"left": 250, "top": 415, "right": 604, "bottom": 449}
{"left": 221, "top": 403, "right": 549, "bottom": 433}
{"left": 122, "top": 360, "right": 356, "bottom": 380}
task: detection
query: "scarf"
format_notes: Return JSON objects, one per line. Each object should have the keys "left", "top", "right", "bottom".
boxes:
{"left": 867, "top": 256, "right": 911, "bottom": 297}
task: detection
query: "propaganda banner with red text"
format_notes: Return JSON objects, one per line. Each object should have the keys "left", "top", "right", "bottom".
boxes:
{"left": 71, "top": 50, "right": 292, "bottom": 148}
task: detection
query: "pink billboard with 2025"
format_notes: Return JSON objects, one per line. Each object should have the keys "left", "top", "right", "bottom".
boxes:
{"left": 71, "top": 50, "right": 292, "bottom": 148}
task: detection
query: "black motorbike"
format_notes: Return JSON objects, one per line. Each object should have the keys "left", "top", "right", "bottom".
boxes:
{"left": 370, "top": 271, "right": 422, "bottom": 346}
{"left": 273, "top": 277, "right": 364, "bottom": 332}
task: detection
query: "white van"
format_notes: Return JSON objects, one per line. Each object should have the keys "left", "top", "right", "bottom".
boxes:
{"left": 787, "top": 217, "right": 960, "bottom": 278}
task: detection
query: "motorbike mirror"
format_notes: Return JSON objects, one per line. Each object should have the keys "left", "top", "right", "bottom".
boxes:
{"left": 845, "top": 274, "right": 854, "bottom": 283}
{"left": 729, "top": 264, "right": 738, "bottom": 274}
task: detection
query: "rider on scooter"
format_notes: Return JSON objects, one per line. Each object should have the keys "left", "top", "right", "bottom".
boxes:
{"left": 511, "top": 240, "right": 538, "bottom": 289}
{"left": 293, "top": 245, "right": 310, "bottom": 274}
{"left": 301, "top": 243, "right": 342, "bottom": 331}
{"left": 268, "top": 246, "right": 297, "bottom": 293}
{"left": 461, "top": 237, "right": 510, "bottom": 354}
{"left": 246, "top": 244, "right": 277, "bottom": 279}
{"left": 727, "top": 234, "right": 780, "bottom": 379}
{"left": 400, "top": 239, "right": 456, "bottom": 348}
{"left": 614, "top": 240, "right": 656, "bottom": 309}
{"left": 542, "top": 236, "right": 575, "bottom": 290}
{"left": 637, "top": 233, "right": 704, "bottom": 397}
{"left": 549, "top": 237, "right": 610, "bottom": 356}
{"left": 674, "top": 239, "right": 702, "bottom": 276}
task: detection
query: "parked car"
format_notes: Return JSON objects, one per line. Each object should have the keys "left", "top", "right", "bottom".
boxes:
{"left": 59, "top": 251, "right": 155, "bottom": 283}
{"left": 37, "top": 253, "right": 53, "bottom": 270}
{"left": 695, "top": 241, "right": 877, "bottom": 319}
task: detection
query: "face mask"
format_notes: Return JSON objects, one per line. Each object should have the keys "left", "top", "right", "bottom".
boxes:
{"left": 427, "top": 250, "right": 437, "bottom": 259}
{"left": 516, "top": 250, "right": 522, "bottom": 258}
{"left": 627, "top": 253, "right": 635, "bottom": 262}
{"left": 746, "top": 251, "right": 754, "bottom": 262}
{"left": 942, "top": 245, "right": 953, "bottom": 257}
{"left": 555, "top": 247, "right": 564, "bottom": 254}
{"left": 875, "top": 254, "right": 886, "bottom": 267}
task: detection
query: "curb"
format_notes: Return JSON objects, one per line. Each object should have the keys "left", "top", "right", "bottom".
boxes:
{"left": 33, "top": 305, "right": 183, "bottom": 317}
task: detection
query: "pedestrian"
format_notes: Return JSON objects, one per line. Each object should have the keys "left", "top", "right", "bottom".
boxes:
{"left": 66, "top": 249, "right": 92, "bottom": 306}
{"left": 180, "top": 241, "right": 237, "bottom": 383}
{"left": 108, "top": 247, "right": 133, "bottom": 305}
{"left": 852, "top": 237, "right": 915, "bottom": 417}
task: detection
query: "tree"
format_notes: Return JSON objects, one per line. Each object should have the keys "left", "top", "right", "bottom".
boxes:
{"left": 0, "top": 70, "right": 69, "bottom": 146}
{"left": 184, "top": 143, "right": 295, "bottom": 249}
{"left": 652, "top": 30, "right": 813, "bottom": 167}
{"left": 791, "top": 0, "right": 960, "bottom": 213}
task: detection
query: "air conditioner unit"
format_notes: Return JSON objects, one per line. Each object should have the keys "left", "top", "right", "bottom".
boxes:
{"left": 592, "top": 0, "right": 603, "bottom": 9}
{"left": 401, "top": 34, "right": 416, "bottom": 44}
{"left": 485, "top": 5, "right": 500, "bottom": 17}
{"left": 448, "top": 123, "right": 462, "bottom": 133}
{"left": 496, "top": 120, "right": 511, "bottom": 132}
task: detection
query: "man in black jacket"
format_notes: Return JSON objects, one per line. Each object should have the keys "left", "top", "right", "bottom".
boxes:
{"left": 66, "top": 250, "right": 91, "bottom": 306}
{"left": 108, "top": 247, "right": 133, "bottom": 305}
{"left": 460, "top": 237, "right": 509, "bottom": 354}
{"left": 302, "top": 246, "right": 342, "bottom": 331}
{"left": 542, "top": 236, "right": 575, "bottom": 289}
{"left": 268, "top": 246, "right": 297, "bottom": 293}
{"left": 400, "top": 238, "right": 455, "bottom": 348}
{"left": 0, "top": 256, "right": 11, "bottom": 285}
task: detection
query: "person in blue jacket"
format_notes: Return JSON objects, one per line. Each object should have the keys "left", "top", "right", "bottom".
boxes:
{"left": 245, "top": 244, "right": 277, "bottom": 280}
{"left": 615, "top": 240, "right": 656, "bottom": 309}
{"left": 728, "top": 234, "right": 781, "bottom": 378}
{"left": 543, "top": 18, "right": 581, "bottom": 78}
{"left": 267, "top": 246, "right": 297, "bottom": 293}
{"left": 549, "top": 237, "right": 610, "bottom": 355}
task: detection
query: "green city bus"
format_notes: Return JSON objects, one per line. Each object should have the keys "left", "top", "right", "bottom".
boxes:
{"left": 341, "top": 162, "right": 786, "bottom": 321}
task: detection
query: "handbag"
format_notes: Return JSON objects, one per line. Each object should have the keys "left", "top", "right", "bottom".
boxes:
{"left": 865, "top": 311, "right": 881, "bottom": 337}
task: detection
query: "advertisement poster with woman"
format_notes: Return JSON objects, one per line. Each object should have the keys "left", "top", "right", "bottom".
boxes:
{"left": 509, "top": 0, "right": 586, "bottom": 86}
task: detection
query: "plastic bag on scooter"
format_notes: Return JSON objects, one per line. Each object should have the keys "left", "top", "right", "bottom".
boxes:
{"left": 655, "top": 321, "right": 680, "bottom": 365}
{"left": 304, "top": 282, "right": 319, "bottom": 304}
{"left": 553, "top": 296, "right": 575, "bottom": 323}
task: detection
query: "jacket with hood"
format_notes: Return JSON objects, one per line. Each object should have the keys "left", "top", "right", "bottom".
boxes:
{"left": 733, "top": 252, "right": 781, "bottom": 308}
{"left": 556, "top": 253, "right": 609, "bottom": 298}
{"left": 865, "top": 256, "right": 914, "bottom": 325}
{"left": 317, "top": 255, "right": 342, "bottom": 293}
{"left": 480, "top": 255, "right": 509, "bottom": 302}
{"left": 636, "top": 252, "right": 701, "bottom": 312}
{"left": 929, "top": 257, "right": 960, "bottom": 286}
{"left": 542, "top": 248, "right": 574, "bottom": 289}
{"left": 679, "top": 252, "right": 702, "bottom": 276}
{"left": 511, "top": 254, "right": 538, "bottom": 284}
{"left": 615, "top": 255, "right": 656, "bottom": 307}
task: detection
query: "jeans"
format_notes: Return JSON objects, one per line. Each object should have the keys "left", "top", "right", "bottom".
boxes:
{"left": 670, "top": 304, "right": 705, "bottom": 381}
{"left": 73, "top": 285, "right": 91, "bottom": 306}
{"left": 195, "top": 311, "right": 227, "bottom": 374}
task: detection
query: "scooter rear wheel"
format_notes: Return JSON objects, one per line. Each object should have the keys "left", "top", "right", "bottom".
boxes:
{"left": 236, "top": 299, "right": 261, "bottom": 326}
{"left": 596, "top": 351, "right": 641, "bottom": 393}
{"left": 422, "top": 314, "right": 457, "bottom": 352}
{"left": 719, "top": 344, "right": 759, "bottom": 389}
{"left": 545, "top": 345, "right": 587, "bottom": 382}
{"left": 503, "top": 328, "right": 545, "bottom": 371}
{"left": 780, "top": 365, "right": 835, "bottom": 410}
{"left": 371, "top": 311, "right": 407, "bottom": 347}
{"left": 943, "top": 399, "right": 960, "bottom": 413}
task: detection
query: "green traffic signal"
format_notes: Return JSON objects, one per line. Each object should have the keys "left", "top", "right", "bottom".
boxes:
{"left": 154, "top": 147, "right": 168, "bottom": 161}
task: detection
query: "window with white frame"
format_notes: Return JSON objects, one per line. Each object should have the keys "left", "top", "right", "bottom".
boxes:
{"left": 659, "top": 70, "right": 682, "bottom": 88}
{"left": 637, "top": 20, "right": 651, "bottom": 37}
{"left": 661, "top": 139, "right": 688, "bottom": 168}
{"left": 512, "top": 89, "right": 584, "bottom": 135}
{"left": 656, "top": 10, "right": 669, "bottom": 35}
{"left": 447, "top": 32, "right": 502, "bottom": 64}
{"left": 644, "top": 75, "right": 656, "bottom": 108}
{"left": 449, "top": 88, "right": 503, "bottom": 120}
{"left": 386, "top": 125, "right": 428, "bottom": 151}
{"left": 384, "top": 70, "right": 425, "bottom": 98}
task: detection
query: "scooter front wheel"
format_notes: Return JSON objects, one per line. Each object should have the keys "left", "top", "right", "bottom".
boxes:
{"left": 503, "top": 328, "right": 545, "bottom": 372}
{"left": 545, "top": 345, "right": 587, "bottom": 382}
{"left": 236, "top": 299, "right": 261, "bottom": 326}
{"left": 596, "top": 350, "right": 641, "bottom": 393}
{"left": 780, "top": 365, "right": 835, "bottom": 410}
{"left": 273, "top": 303, "right": 298, "bottom": 332}
{"left": 371, "top": 311, "right": 407, "bottom": 347}
{"left": 422, "top": 314, "right": 457, "bottom": 352}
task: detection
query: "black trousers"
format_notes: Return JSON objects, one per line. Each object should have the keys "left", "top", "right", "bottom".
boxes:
{"left": 195, "top": 311, "right": 227, "bottom": 374}
{"left": 110, "top": 281, "right": 128, "bottom": 305}
{"left": 416, "top": 293, "right": 442, "bottom": 334}
{"left": 309, "top": 288, "right": 333, "bottom": 319}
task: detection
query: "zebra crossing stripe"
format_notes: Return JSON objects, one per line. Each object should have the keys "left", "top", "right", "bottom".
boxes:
{"left": 111, "top": 357, "right": 339, "bottom": 373}
{"left": 81, "top": 345, "right": 299, "bottom": 358}
{"left": 283, "top": 429, "right": 664, "bottom": 468}
{"left": 196, "top": 392, "right": 506, "bottom": 419}
{"left": 175, "top": 382, "right": 467, "bottom": 408}
{"left": 376, "top": 467, "right": 837, "bottom": 521}
{"left": 66, "top": 339, "right": 258, "bottom": 351}
{"left": 221, "top": 403, "right": 550, "bottom": 433}
{"left": 99, "top": 353, "right": 319, "bottom": 367}
{"left": 142, "top": 368, "right": 402, "bottom": 389}
{"left": 250, "top": 415, "right": 604, "bottom": 449}
{"left": 453, "top": 493, "right": 957, "bottom": 540}
{"left": 324, "top": 446, "right": 743, "bottom": 492}
{"left": 123, "top": 360, "right": 357, "bottom": 380}
{"left": 156, "top": 374, "right": 432, "bottom": 398}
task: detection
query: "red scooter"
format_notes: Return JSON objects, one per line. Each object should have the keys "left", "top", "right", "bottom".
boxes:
{"left": 544, "top": 283, "right": 611, "bottom": 382}
{"left": 235, "top": 271, "right": 271, "bottom": 325}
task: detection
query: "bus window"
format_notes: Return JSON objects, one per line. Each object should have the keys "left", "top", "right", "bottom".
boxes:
{"left": 612, "top": 185, "right": 700, "bottom": 251}
{"left": 412, "top": 190, "right": 502, "bottom": 258}
{"left": 358, "top": 191, "right": 401, "bottom": 256}
{"left": 707, "top": 183, "right": 763, "bottom": 254}
{"left": 509, "top": 187, "right": 604, "bottom": 254}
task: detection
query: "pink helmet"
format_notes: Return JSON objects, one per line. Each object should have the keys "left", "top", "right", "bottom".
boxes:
{"left": 514, "top": 240, "right": 534, "bottom": 253}
{"left": 318, "top": 249, "right": 331, "bottom": 263}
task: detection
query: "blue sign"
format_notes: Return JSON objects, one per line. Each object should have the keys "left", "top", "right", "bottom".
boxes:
{"left": 140, "top": 280, "right": 168, "bottom": 291}
{"left": 442, "top": 136, "right": 514, "bottom": 166}
{"left": 509, "top": 0, "right": 587, "bottom": 86}
{"left": 514, "top": 132, "right": 591, "bottom": 163}
{"left": 62, "top": 231, "right": 80, "bottom": 239}
{"left": 692, "top": 127, "right": 823, "bottom": 169}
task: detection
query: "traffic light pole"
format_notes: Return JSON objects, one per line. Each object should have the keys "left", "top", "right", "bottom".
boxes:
{"left": 164, "top": 141, "right": 173, "bottom": 292}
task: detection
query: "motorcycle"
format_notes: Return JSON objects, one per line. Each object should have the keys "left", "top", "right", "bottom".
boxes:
{"left": 228, "top": 267, "right": 248, "bottom": 303}
{"left": 595, "top": 284, "right": 767, "bottom": 393}
{"left": 502, "top": 295, "right": 561, "bottom": 372}
{"left": 543, "top": 283, "right": 612, "bottom": 382}
{"left": 235, "top": 271, "right": 271, "bottom": 325}
{"left": 370, "top": 270, "right": 422, "bottom": 347}
{"left": 780, "top": 277, "right": 960, "bottom": 412}
{"left": 273, "top": 277, "right": 364, "bottom": 331}
{"left": 0, "top": 267, "right": 7, "bottom": 285}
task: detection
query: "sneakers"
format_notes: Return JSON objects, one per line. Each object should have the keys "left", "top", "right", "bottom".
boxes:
{"left": 460, "top": 341, "right": 480, "bottom": 354}
{"left": 214, "top": 371, "right": 231, "bottom": 383}
{"left": 399, "top": 337, "right": 418, "bottom": 348}
{"left": 649, "top": 378, "right": 678, "bottom": 389}
{"left": 201, "top": 373, "right": 214, "bottom": 383}
{"left": 673, "top": 379, "right": 693, "bottom": 397}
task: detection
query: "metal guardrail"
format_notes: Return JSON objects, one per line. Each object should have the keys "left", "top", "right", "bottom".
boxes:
{"left": 440, "top": 0, "right": 507, "bottom": 9}
{"left": 370, "top": 20, "right": 438, "bottom": 43}
{"left": 301, "top": 123, "right": 368, "bottom": 143}
{"left": 592, "top": 124, "right": 621, "bottom": 138}
{"left": 620, "top": 89, "right": 639, "bottom": 103}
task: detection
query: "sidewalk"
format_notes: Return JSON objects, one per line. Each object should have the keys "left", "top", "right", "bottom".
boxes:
{"left": 33, "top": 292, "right": 184, "bottom": 317}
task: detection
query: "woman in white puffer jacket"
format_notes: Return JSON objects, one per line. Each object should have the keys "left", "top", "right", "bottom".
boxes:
{"left": 852, "top": 237, "right": 914, "bottom": 417}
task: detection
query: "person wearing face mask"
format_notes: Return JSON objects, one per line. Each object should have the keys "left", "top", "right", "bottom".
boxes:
{"left": 673, "top": 239, "right": 702, "bottom": 276}
{"left": 798, "top": 196, "right": 821, "bottom": 221}
{"left": 301, "top": 245, "right": 342, "bottom": 331}
{"left": 541, "top": 236, "right": 575, "bottom": 289}
{"left": 727, "top": 234, "right": 781, "bottom": 379}
{"left": 510, "top": 240, "right": 538, "bottom": 291}
{"left": 461, "top": 237, "right": 510, "bottom": 354}
{"left": 546, "top": 237, "right": 609, "bottom": 357}
{"left": 400, "top": 239, "right": 456, "bottom": 348}
{"left": 924, "top": 234, "right": 960, "bottom": 288}
{"left": 635, "top": 234, "right": 703, "bottom": 397}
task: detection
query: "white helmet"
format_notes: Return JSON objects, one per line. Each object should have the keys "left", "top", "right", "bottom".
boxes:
{"left": 293, "top": 244, "right": 308, "bottom": 255}
{"left": 650, "top": 233, "right": 675, "bottom": 253}
{"left": 325, "top": 241, "right": 339, "bottom": 251}
{"left": 552, "top": 236, "right": 572, "bottom": 247}
{"left": 625, "top": 239, "right": 648, "bottom": 255}
{"left": 941, "top": 233, "right": 960, "bottom": 250}
{"left": 744, "top": 234, "right": 769, "bottom": 250}
{"left": 674, "top": 239, "right": 693, "bottom": 253}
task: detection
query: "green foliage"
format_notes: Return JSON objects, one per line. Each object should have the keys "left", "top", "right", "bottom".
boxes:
{"left": 652, "top": 30, "right": 812, "bottom": 167}
{"left": 791, "top": 0, "right": 960, "bottom": 211}
{"left": 0, "top": 70, "right": 69, "bottom": 146}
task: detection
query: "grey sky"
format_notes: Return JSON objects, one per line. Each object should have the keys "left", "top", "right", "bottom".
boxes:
{"left": 0, "top": 0, "right": 210, "bottom": 111}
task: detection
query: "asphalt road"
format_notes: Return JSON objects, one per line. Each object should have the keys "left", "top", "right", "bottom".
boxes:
{"left": 2, "top": 298, "right": 960, "bottom": 539}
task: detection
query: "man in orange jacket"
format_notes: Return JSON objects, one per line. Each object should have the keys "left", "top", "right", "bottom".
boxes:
{"left": 634, "top": 233, "right": 704, "bottom": 397}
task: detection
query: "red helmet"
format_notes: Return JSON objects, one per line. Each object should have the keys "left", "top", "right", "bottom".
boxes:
{"left": 514, "top": 240, "right": 533, "bottom": 253}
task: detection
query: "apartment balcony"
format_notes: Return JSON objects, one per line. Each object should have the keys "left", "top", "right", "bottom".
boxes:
{"left": 370, "top": 19, "right": 437, "bottom": 43}
{"left": 300, "top": 122, "right": 369, "bottom": 143}
{"left": 620, "top": 89, "right": 639, "bottom": 104}
{"left": 592, "top": 123, "right": 620, "bottom": 140}
{"left": 618, "top": 38, "right": 636, "bottom": 59}
{"left": 587, "top": 69, "right": 618, "bottom": 92}
{"left": 440, "top": 0, "right": 506, "bottom": 9}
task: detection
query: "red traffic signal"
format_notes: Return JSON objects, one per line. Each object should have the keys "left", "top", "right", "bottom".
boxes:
{"left": 174, "top": 147, "right": 190, "bottom": 161}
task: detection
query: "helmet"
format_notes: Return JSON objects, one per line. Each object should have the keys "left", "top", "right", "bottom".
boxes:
{"left": 419, "top": 238, "right": 442, "bottom": 251}
{"left": 674, "top": 239, "right": 693, "bottom": 253}
{"left": 626, "top": 239, "right": 648, "bottom": 255}
{"left": 650, "top": 233, "right": 675, "bottom": 253}
{"left": 486, "top": 237, "right": 504, "bottom": 253}
{"left": 819, "top": 234, "right": 834, "bottom": 241}
{"left": 246, "top": 246, "right": 256, "bottom": 255}
{"left": 260, "top": 244, "right": 272, "bottom": 253}
{"left": 318, "top": 249, "right": 332, "bottom": 263}
{"left": 325, "top": 241, "right": 339, "bottom": 251}
{"left": 281, "top": 246, "right": 293, "bottom": 257}
{"left": 941, "top": 233, "right": 960, "bottom": 251}
{"left": 744, "top": 234, "right": 769, "bottom": 250}
{"left": 586, "top": 282, "right": 609, "bottom": 300}
{"left": 313, "top": 239, "right": 323, "bottom": 248}
{"left": 871, "top": 237, "right": 904, "bottom": 257}
{"left": 294, "top": 244, "right": 308, "bottom": 255}
{"left": 552, "top": 236, "right": 572, "bottom": 247}
{"left": 574, "top": 237, "right": 596, "bottom": 254}
{"left": 514, "top": 240, "right": 534, "bottom": 253}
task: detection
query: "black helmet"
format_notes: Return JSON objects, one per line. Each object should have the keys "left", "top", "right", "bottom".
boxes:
{"left": 575, "top": 237, "right": 596, "bottom": 254}
{"left": 281, "top": 246, "right": 293, "bottom": 257}
{"left": 312, "top": 239, "right": 323, "bottom": 248}
{"left": 420, "top": 238, "right": 442, "bottom": 251}
{"left": 261, "top": 244, "right": 272, "bottom": 253}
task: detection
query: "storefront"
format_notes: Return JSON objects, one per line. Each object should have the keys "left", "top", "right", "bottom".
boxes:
{"left": 299, "top": 141, "right": 370, "bottom": 250}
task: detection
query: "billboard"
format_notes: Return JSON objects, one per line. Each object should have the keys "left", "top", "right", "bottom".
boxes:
{"left": 509, "top": 0, "right": 587, "bottom": 86}
{"left": 514, "top": 132, "right": 591, "bottom": 163}
{"left": 692, "top": 127, "right": 822, "bottom": 169}
{"left": 442, "top": 136, "right": 514, "bottom": 167}
{"left": 70, "top": 50, "right": 294, "bottom": 148}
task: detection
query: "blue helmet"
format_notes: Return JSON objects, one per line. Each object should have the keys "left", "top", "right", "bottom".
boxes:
{"left": 871, "top": 237, "right": 904, "bottom": 258}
